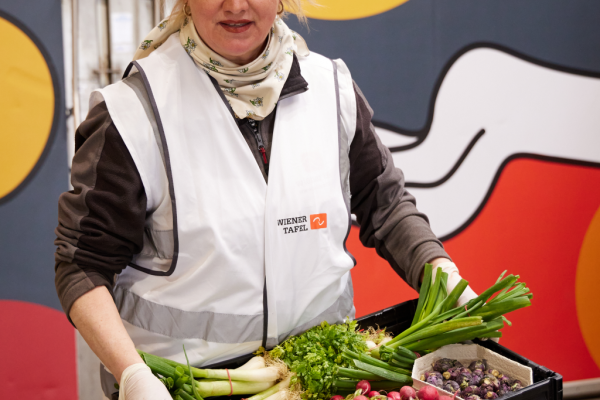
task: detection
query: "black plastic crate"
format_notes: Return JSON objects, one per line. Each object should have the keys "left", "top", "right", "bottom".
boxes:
{"left": 356, "top": 299, "right": 563, "bottom": 400}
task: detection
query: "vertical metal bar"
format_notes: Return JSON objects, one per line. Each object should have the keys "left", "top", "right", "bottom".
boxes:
{"left": 134, "top": 0, "right": 140, "bottom": 48}
{"left": 153, "top": 0, "right": 163, "bottom": 25}
{"left": 96, "top": 0, "right": 111, "bottom": 86}
{"left": 71, "top": 0, "right": 80, "bottom": 128}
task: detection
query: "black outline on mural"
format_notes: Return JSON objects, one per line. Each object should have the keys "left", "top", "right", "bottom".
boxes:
{"left": 438, "top": 154, "right": 600, "bottom": 242}
{"left": 405, "top": 128, "right": 486, "bottom": 189}
{"left": 373, "top": 41, "right": 600, "bottom": 153}
{"left": 369, "top": 42, "right": 600, "bottom": 240}
{"left": 0, "top": 10, "right": 63, "bottom": 205}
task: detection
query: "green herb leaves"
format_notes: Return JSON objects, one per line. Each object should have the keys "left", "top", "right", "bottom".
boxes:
{"left": 270, "top": 320, "right": 366, "bottom": 400}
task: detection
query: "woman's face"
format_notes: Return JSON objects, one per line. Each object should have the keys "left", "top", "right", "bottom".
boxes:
{"left": 188, "top": 0, "right": 279, "bottom": 65}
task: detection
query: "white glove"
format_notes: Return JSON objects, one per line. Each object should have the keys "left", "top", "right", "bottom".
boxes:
{"left": 432, "top": 262, "right": 500, "bottom": 343}
{"left": 118, "top": 363, "right": 172, "bottom": 400}
{"left": 431, "top": 262, "right": 478, "bottom": 307}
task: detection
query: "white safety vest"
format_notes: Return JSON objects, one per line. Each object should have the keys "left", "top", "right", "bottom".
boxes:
{"left": 91, "top": 34, "right": 358, "bottom": 367}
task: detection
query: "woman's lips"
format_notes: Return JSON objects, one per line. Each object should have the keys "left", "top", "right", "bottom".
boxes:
{"left": 219, "top": 20, "right": 253, "bottom": 33}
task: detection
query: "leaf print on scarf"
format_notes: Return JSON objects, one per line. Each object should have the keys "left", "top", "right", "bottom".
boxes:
{"left": 252, "top": 83, "right": 260, "bottom": 89}
{"left": 183, "top": 37, "right": 197, "bottom": 54}
{"left": 249, "top": 97, "right": 264, "bottom": 107}
{"left": 201, "top": 62, "right": 219, "bottom": 72}
{"left": 262, "top": 62, "right": 273, "bottom": 72}
{"left": 224, "top": 79, "right": 236, "bottom": 84}
{"left": 274, "top": 71, "right": 285, "bottom": 82}
{"left": 238, "top": 67, "right": 249, "bottom": 73}
{"left": 261, "top": 49, "right": 270, "bottom": 59}
{"left": 153, "top": 42, "right": 164, "bottom": 50}
{"left": 291, "top": 31, "right": 298, "bottom": 40}
{"left": 285, "top": 47, "right": 293, "bottom": 56}
{"left": 224, "top": 87, "right": 238, "bottom": 97}
{"left": 158, "top": 20, "right": 167, "bottom": 30}
{"left": 140, "top": 40, "right": 153, "bottom": 50}
{"left": 210, "top": 57, "right": 223, "bottom": 66}
{"left": 183, "top": 17, "right": 189, "bottom": 27}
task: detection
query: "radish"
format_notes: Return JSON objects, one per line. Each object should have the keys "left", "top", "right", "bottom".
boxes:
{"left": 387, "top": 391, "right": 402, "bottom": 400}
{"left": 357, "top": 380, "right": 371, "bottom": 395}
{"left": 355, "top": 396, "right": 369, "bottom": 400}
{"left": 399, "top": 386, "right": 417, "bottom": 400}
{"left": 439, "top": 396, "right": 454, "bottom": 400}
{"left": 417, "top": 386, "right": 439, "bottom": 400}
{"left": 368, "top": 391, "right": 381, "bottom": 398}
{"left": 330, "top": 396, "right": 345, "bottom": 400}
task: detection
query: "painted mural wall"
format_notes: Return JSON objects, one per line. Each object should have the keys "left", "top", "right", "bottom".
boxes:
{"left": 0, "top": 0, "right": 76, "bottom": 398}
{"left": 284, "top": 0, "right": 600, "bottom": 384}
{"left": 0, "top": 0, "right": 599, "bottom": 398}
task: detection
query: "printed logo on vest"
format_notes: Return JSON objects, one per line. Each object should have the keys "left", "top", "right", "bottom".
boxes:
{"left": 276, "top": 213, "right": 328, "bottom": 234}
{"left": 278, "top": 216, "right": 309, "bottom": 234}
{"left": 310, "top": 214, "right": 327, "bottom": 230}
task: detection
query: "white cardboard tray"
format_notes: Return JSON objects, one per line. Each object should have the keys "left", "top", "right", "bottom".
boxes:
{"left": 411, "top": 344, "right": 533, "bottom": 399}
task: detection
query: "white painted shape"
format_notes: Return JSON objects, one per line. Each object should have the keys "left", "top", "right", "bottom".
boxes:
{"left": 374, "top": 125, "right": 420, "bottom": 148}
{"left": 383, "top": 48, "right": 600, "bottom": 237}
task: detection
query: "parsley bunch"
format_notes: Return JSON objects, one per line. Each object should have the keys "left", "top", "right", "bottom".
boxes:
{"left": 270, "top": 320, "right": 367, "bottom": 400}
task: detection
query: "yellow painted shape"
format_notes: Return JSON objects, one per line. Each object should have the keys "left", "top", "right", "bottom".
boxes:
{"left": 576, "top": 204, "right": 600, "bottom": 369}
{"left": 302, "top": 0, "right": 410, "bottom": 20}
{"left": 0, "top": 17, "right": 54, "bottom": 199}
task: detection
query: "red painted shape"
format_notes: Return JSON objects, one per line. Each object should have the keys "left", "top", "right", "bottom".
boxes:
{"left": 348, "top": 226, "right": 418, "bottom": 318}
{"left": 443, "top": 158, "right": 600, "bottom": 381}
{"left": 347, "top": 158, "right": 600, "bottom": 381}
{"left": 0, "top": 300, "right": 77, "bottom": 399}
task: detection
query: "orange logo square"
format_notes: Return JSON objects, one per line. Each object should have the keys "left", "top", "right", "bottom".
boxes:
{"left": 310, "top": 213, "right": 327, "bottom": 230}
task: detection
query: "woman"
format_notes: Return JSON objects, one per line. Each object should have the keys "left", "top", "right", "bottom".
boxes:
{"left": 54, "top": 1, "right": 476, "bottom": 398}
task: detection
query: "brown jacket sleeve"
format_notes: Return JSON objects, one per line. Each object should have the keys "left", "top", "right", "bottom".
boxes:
{"left": 54, "top": 101, "right": 147, "bottom": 323}
{"left": 349, "top": 82, "right": 450, "bottom": 290}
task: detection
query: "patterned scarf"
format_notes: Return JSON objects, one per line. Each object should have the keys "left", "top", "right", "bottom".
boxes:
{"left": 133, "top": 13, "right": 309, "bottom": 120}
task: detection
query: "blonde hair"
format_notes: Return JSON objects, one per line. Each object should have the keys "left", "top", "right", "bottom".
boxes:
{"left": 170, "top": 0, "right": 313, "bottom": 26}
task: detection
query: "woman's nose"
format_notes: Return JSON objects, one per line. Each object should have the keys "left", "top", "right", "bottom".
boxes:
{"left": 222, "top": 0, "right": 250, "bottom": 15}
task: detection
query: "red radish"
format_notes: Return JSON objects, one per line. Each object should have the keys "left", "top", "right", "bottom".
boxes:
{"left": 368, "top": 391, "right": 381, "bottom": 398}
{"left": 355, "top": 396, "right": 369, "bottom": 400}
{"left": 388, "top": 391, "right": 402, "bottom": 400}
{"left": 439, "top": 396, "right": 453, "bottom": 400}
{"left": 357, "top": 380, "right": 371, "bottom": 395}
{"left": 400, "top": 386, "right": 417, "bottom": 400}
{"left": 330, "top": 396, "right": 345, "bottom": 400}
{"left": 417, "top": 386, "right": 439, "bottom": 400}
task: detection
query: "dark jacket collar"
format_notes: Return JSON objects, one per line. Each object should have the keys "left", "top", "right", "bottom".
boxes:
{"left": 280, "top": 54, "right": 309, "bottom": 99}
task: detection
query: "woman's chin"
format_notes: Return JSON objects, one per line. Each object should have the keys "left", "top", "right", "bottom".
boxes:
{"left": 216, "top": 42, "right": 265, "bottom": 64}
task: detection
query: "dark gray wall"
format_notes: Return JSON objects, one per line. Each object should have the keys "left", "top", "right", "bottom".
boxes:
{"left": 287, "top": 0, "right": 600, "bottom": 130}
{"left": 0, "top": 0, "right": 67, "bottom": 310}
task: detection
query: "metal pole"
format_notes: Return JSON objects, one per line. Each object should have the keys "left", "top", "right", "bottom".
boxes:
{"left": 96, "top": 0, "right": 111, "bottom": 86}
{"left": 71, "top": 0, "right": 80, "bottom": 128}
{"left": 153, "top": 0, "right": 163, "bottom": 25}
{"left": 134, "top": 0, "right": 140, "bottom": 49}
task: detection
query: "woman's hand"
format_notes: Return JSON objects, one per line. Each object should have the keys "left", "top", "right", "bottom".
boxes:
{"left": 429, "top": 259, "right": 478, "bottom": 307}
{"left": 119, "top": 363, "right": 172, "bottom": 400}
{"left": 425, "top": 258, "right": 500, "bottom": 342}
{"left": 422, "top": 258, "right": 477, "bottom": 307}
